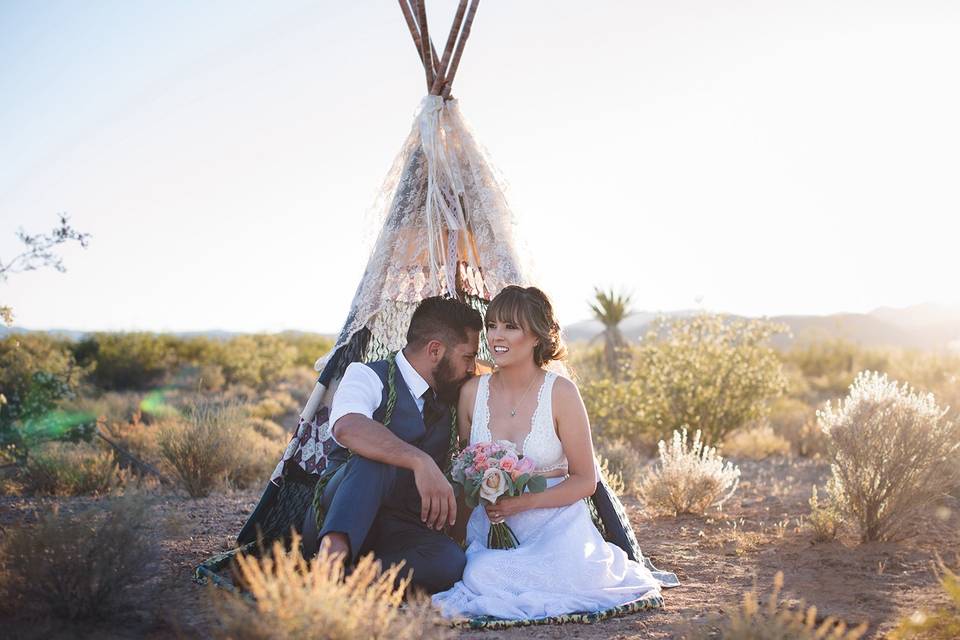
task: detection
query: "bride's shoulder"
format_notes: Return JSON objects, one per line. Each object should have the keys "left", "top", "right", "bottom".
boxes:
{"left": 548, "top": 373, "right": 584, "bottom": 402}
{"left": 458, "top": 374, "right": 483, "bottom": 405}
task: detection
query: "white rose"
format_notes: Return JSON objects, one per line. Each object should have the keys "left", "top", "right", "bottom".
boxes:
{"left": 479, "top": 467, "right": 509, "bottom": 504}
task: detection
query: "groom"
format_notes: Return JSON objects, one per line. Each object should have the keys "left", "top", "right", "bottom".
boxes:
{"left": 302, "top": 296, "right": 482, "bottom": 593}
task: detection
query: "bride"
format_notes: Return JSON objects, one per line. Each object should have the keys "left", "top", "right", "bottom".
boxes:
{"left": 432, "top": 285, "right": 664, "bottom": 620}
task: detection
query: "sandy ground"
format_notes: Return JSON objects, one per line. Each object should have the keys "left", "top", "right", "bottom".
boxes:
{"left": 2, "top": 457, "right": 958, "bottom": 639}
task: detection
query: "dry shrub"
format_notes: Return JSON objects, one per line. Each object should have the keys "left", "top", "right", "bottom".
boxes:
{"left": 23, "top": 441, "right": 121, "bottom": 495}
{"left": 213, "top": 533, "right": 451, "bottom": 640}
{"left": 229, "top": 427, "right": 285, "bottom": 489}
{"left": 819, "top": 371, "right": 960, "bottom": 542}
{"left": 0, "top": 495, "right": 155, "bottom": 621}
{"left": 890, "top": 563, "right": 960, "bottom": 639}
{"left": 251, "top": 390, "right": 299, "bottom": 420}
{"left": 768, "top": 397, "right": 827, "bottom": 457}
{"left": 806, "top": 485, "right": 842, "bottom": 543}
{"left": 639, "top": 428, "right": 740, "bottom": 516}
{"left": 595, "top": 436, "right": 645, "bottom": 494}
{"left": 158, "top": 402, "right": 244, "bottom": 497}
{"left": 159, "top": 402, "right": 285, "bottom": 497}
{"left": 598, "top": 454, "right": 626, "bottom": 495}
{"left": 102, "top": 411, "right": 163, "bottom": 466}
{"left": 248, "top": 417, "right": 286, "bottom": 441}
{"left": 59, "top": 391, "right": 143, "bottom": 425}
{"left": 688, "top": 571, "right": 867, "bottom": 639}
{"left": 723, "top": 424, "right": 791, "bottom": 460}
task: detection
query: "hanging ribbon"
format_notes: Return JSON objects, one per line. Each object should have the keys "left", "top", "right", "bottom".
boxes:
{"left": 418, "top": 95, "right": 467, "bottom": 298}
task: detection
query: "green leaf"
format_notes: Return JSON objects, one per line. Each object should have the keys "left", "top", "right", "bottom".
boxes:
{"left": 526, "top": 475, "right": 547, "bottom": 493}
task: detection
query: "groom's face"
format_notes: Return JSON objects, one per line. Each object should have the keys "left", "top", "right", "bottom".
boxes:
{"left": 433, "top": 329, "right": 480, "bottom": 404}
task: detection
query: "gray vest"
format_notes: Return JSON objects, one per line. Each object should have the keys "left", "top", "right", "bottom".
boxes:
{"left": 326, "top": 358, "right": 453, "bottom": 515}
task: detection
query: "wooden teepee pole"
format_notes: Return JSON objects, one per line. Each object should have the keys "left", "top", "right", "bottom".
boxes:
{"left": 441, "top": 0, "right": 480, "bottom": 98}
{"left": 398, "top": 0, "right": 427, "bottom": 67}
{"left": 429, "top": 0, "right": 468, "bottom": 96}
{"left": 415, "top": 0, "right": 435, "bottom": 90}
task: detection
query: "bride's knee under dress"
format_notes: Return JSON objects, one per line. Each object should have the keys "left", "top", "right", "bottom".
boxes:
{"left": 432, "top": 476, "right": 662, "bottom": 620}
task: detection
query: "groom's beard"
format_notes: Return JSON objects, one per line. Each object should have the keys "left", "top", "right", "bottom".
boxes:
{"left": 433, "top": 354, "right": 470, "bottom": 405}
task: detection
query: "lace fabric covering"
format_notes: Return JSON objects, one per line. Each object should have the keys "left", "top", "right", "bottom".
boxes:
{"left": 316, "top": 96, "right": 532, "bottom": 372}
{"left": 471, "top": 372, "right": 567, "bottom": 473}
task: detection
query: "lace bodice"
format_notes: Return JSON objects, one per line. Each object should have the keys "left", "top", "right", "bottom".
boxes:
{"left": 470, "top": 372, "right": 567, "bottom": 473}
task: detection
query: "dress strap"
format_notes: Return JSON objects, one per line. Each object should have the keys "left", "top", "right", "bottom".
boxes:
{"left": 470, "top": 374, "right": 492, "bottom": 445}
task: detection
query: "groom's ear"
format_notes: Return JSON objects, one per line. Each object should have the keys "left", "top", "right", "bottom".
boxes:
{"left": 426, "top": 339, "right": 446, "bottom": 363}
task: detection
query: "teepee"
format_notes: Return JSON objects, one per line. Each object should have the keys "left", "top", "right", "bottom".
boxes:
{"left": 199, "top": 0, "right": 676, "bottom": 590}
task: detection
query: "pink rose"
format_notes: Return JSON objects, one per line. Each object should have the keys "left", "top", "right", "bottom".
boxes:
{"left": 516, "top": 456, "right": 536, "bottom": 475}
{"left": 499, "top": 453, "right": 519, "bottom": 474}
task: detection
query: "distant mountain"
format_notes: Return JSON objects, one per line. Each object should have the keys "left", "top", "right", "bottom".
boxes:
{"left": 563, "top": 304, "right": 960, "bottom": 351}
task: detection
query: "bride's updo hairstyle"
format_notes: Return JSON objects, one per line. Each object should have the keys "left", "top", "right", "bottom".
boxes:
{"left": 485, "top": 285, "right": 567, "bottom": 367}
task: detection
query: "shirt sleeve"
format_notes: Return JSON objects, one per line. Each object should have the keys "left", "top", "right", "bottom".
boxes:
{"left": 328, "top": 362, "right": 384, "bottom": 447}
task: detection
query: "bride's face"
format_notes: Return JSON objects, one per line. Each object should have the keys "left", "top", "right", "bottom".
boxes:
{"left": 486, "top": 317, "right": 539, "bottom": 368}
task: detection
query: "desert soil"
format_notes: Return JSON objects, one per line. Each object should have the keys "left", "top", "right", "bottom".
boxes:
{"left": 2, "top": 458, "right": 957, "bottom": 639}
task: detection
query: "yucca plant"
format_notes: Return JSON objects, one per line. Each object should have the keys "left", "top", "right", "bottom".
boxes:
{"left": 589, "top": 287, "right": 633, "bottom": 378}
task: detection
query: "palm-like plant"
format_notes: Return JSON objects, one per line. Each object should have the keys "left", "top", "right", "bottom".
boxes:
{"left": 589, "top": 287, "right": 633, "bottom": 377}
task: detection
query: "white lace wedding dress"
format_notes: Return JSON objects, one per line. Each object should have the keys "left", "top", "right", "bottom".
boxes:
{"left": 432, "top": 372, "right": 663, "bottom": 620}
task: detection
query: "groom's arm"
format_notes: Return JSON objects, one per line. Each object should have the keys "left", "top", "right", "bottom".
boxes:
{"left": 331, "top": 364, "right": 456, "bottom": 530}
{"left": 334, "top": 415, "right": 456, "bottom": 530}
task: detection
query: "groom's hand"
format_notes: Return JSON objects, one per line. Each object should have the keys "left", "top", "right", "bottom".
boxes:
{"left": 412, "top": 454, "right": 457, "bottom": 530}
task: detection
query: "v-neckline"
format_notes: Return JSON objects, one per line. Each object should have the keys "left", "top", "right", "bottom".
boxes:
{"left": 483, "top": 372, "right": 549, "bottom": 456}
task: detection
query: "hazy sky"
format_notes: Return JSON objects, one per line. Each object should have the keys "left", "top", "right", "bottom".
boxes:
{"left": 2, "top": 1, "right": 959, "bottom": 333}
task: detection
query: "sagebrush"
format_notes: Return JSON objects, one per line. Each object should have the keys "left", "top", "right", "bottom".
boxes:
{"left": 639, "top": 428, "right": 740, "bottom": 516}
{"left": 818, "top": 371, "right": 960, "bottom": 542}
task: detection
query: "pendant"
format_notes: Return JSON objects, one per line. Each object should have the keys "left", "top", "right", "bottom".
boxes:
{"left": 510, "top": 409, "right": 517, "bottom": 417}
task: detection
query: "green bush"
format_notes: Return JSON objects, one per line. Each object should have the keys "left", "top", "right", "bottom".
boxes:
{"left": 217, "top": 335, "right": 298, "bottom": 389}
{"left": 0, "top": 334, "right": 88, "bottom": 458}
{"left": 582, "top": 314, "right": 787, "bottom": 448}
{"left": 75, "top": 332, "right": 177, "bottom": 390}
{"left": 276, "top": 331, "right": 335, "bottom": 369}
{"left": 633, "top": 314, "right": 787, "bottom": 446}
{"left": 780, "top": 339, "right": 889, "bottom": 403}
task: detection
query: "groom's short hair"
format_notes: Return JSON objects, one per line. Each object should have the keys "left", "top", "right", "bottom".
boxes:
{"left": 407, "top": 296, "right": 483, "bottom": 349}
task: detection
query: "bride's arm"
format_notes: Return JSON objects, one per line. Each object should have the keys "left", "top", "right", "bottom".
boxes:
{"left": 447, "top": 376, "right": 478, "bottom": 544}
{"left": 485, "top": 376, "right": 597, "bottom": 517}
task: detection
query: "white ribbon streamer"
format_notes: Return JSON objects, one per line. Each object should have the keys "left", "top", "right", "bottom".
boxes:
{"left": 418, "top": 95, "right": 468, "bottom": 297}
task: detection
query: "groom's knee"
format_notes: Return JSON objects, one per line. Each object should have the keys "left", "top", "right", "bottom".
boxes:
{"left": 407, "top": 538, "right": 466, "bottom": 594}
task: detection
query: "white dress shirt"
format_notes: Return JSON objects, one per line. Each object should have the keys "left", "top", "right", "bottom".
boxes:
{"left": 328, "top": 350, "right": 431, "bottom": 446}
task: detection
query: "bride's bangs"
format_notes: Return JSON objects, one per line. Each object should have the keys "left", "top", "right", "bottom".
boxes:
{"left": 484, "top": 288, "right": 533, "bottom": 333}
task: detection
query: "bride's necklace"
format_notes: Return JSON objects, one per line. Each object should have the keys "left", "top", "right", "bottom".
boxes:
{"left": 497, "top": 370, "right": 540, "bottom": 418}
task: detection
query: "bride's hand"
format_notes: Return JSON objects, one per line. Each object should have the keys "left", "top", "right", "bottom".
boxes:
{"left": 485, "top": 495, "right": 528, "bottom": 522}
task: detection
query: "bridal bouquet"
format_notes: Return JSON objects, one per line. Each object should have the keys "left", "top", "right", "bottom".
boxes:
{"left": 448, "top": 441, "right": 546, "bottom": 549}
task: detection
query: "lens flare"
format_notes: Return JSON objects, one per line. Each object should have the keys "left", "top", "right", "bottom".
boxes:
{"left": 139, "top": 388, "right": 180, "bottom": 418}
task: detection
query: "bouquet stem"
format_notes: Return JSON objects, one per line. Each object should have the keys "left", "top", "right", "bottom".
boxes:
{"left": 487, "top": 521, "right": 519, "bottom": 550}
